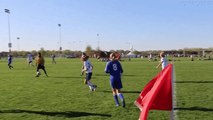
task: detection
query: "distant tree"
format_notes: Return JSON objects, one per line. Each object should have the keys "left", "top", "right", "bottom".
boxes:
{"left": 85, "top": 45, "right": 93, "bottom": 57}
{"left": 63, "top": 50, "right": 72, "bottom": 55}
{"left": 39, "top": 48, "right": 46, "bottom": 56}
{"left": 133, "top": 50, "right": 140, "bottom": 55}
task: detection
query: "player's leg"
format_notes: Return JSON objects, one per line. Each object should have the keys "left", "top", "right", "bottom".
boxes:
{"left": 8, "top": 61, "right": 13, "bottom": 69}
{"left": 41, "top": 65, "right": 48, "bottom": 77}
{"left": 36, "top": 65, "right": 41, "bottom": 77}
{"left": 86, "top": 73, "right": 96, "bottom": 91}
{"left": 111, "top": 80, "right": 119, "bottom": 106}
{"left": 8, "top": 63, "right": 11, "bottom": 69}
{"left": 112, "top": 89, "right": 119, "bottom": 106}
{"left": 85, "top": 73, "right": 91, "bottom": 90}
{"left": 116, "top": 79, "right": 125, "bottom": 107}
{"left": 117, "top": 89, "right": 125, "bottom": 108}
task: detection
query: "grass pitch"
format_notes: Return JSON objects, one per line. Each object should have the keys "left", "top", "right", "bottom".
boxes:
{"left": 0, "top": 57, "right": 212, "bottom": 120}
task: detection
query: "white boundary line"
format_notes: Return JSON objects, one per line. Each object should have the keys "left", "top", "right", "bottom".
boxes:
{"left": 171, "top": 64, "right": 178, "bottom": 120}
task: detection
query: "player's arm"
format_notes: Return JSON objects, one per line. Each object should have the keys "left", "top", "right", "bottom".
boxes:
{"left": 120, "top": 65, "right": 123, "bottom": 74}
{"left": 118, "top": 62, "right": 123, "bottom": 74}
{"left": 82, "top": 62, "right": 87, "bottom": 72}
{"left": 35, "top": 57, "right": 38, "bottom": 66}
{"left": 105, "top": 62, "right": 110, "bottom": 73}
{"left": 156, "top": 61, "right": 162, "bottom": 68}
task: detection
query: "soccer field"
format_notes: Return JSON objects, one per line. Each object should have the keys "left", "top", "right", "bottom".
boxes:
{"left": 0, "top": 58, "right": 212, "bottom": 120}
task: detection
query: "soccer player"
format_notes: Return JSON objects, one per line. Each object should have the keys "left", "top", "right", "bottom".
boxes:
{"left": 35, "top": 52, "right": 48, "bottom": 77}
{"left": 27, "top": 53, "right": 34, "bottom": 66}
{"left": 80, "top": 52, "right": 87, "bottom": 76}
{"left": 51, "top": 54, "right": 56, "bottom": 64}
{"left": 8, "top": 54, "right": 14, "bottom": 69}
{"left": 105, "top": 52, "right": 125, "bottom": 107}
{"left": 81, "top": 54, "right": 97, "bottom": 91}
{"left": 156, "top": 52, "right": 168, "bottom": 70}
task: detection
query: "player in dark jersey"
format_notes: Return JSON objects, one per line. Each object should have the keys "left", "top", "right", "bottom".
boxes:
{"left": 35, "top": 52, "right": 48, "bottom": 77}
{"left": 8, "top": 55, "right": 13, "bottom": 69}
{"left": 105, "top": 52, "right": 125, "bottom": 107}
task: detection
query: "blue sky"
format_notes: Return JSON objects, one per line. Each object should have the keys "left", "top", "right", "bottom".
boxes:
{"left": 0, "top": 0, "right": 213, "bottom": 52}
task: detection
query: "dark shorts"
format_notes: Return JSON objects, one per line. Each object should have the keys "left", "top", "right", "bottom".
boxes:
{"left": 110, "top": 79, "right": 123, "bottom": 89}
{"left": 86, "top": 73, "right": 92, "bottom": 81}
{"left": 37, "top": 64, "right": 45, "bottom": 71}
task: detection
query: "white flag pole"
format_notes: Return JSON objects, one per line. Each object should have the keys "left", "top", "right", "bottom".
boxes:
{"left": 170, "top": 64, "right": 176, "bottom": 120}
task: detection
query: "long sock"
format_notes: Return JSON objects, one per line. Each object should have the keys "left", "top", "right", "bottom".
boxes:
{"left": 88, "top": 85, "right": 92, "bottom": 90}
{"left": 113, "top": 94, "right": 119, "bottom": 106}
{"left": 87, "top": 81, "right": 94, "bottom": 87}
{"left": 118, "top": 93, "right": 124, "bottom": 101}
{"left": 43, "top": 69, "right": 48, "bottom": 76}
{"left": 87, "top": 81, "right": 94, "bottom": 90}
{"left": 118, "top": 93, "right": 125, "bottom": 107}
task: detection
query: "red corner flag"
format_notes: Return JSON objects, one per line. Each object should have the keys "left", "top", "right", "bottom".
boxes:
{"left": 134, "top": 64, "right": 173, "bottom": 120}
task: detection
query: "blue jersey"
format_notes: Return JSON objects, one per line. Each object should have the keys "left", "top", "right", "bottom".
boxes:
{"left": 105, "top": 60, "right": 123, "bottom": 80}
{"left": 105, "top": 60, "right": 123, "bottom": 89}
{"left": 8, "top": 56, "right": 12, "bottom": 64}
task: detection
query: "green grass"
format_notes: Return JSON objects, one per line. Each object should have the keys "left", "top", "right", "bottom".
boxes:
{"left": 0, "top": 58, "right": 212, "bottom": 120}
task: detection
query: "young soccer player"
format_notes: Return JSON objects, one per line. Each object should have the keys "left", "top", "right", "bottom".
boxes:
{"left": 105, "top": 52, "right": 125, "bottom": 107}
{"left": 35, "top": 52, "right": 48, "bottom": 77}
{"left": 156, "top": 52, "right": 168, "bottom": 70}
{"left": 51, "top": 54, "right": 56, "bottom": 64}
{"left": 80, "top": 52, "right": 87, "bottom": 76}
{"left": 81, "top": 55, "right": 97, "bottom": 91}
{"left": 8, "top": 54, "right": 14, "bottom": 69}
{"left": 27, "top": 53, "right": 34, "bottom": 66}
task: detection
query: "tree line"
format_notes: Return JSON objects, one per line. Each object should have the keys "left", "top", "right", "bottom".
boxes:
{"left": 0, "top": 46, "right": 212, "bottom": 58}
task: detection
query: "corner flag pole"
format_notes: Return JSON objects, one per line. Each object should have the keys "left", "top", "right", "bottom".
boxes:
{"left": 170, "top": 64, "right": 176, "bottom": 120}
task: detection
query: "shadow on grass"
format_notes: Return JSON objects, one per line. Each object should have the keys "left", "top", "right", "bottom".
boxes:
{"left": 94, "top": 74, "right": 136, "bottom": 77}
{"left": 102, "top": 90, "right": 141, "bottom": 94}
{"left": 52, "top": 76, "right": 83, "bottom": 79}
{"left": 175, "top": 107, "right": 213, "bottom": 112}
{"left": 176, "top": 81, "right": 213, "bottom": 83}
{"left": 94, "top": 74, "right": 108, "bottom": 76}
{"left": 0, "top": 109, "right": 111, "bottom": 118}
{"left": 122, "top": 74, "right": 136, "bottom": 76}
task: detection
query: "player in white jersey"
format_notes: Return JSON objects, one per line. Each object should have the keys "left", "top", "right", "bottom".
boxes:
{"left": 81, "top": 55, "right": 97, "bottom": 91}
{"left": 156, "top": 52, "right": 168, "bottom": 70}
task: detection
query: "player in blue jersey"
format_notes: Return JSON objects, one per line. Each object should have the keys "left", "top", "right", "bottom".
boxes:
{"left": 105, "top": 52, "right": 125, "bottom": 107}
{"left": 8, "top": 55, "right": 14, "bottom": 69}
{"left": 27, "top": 53, "right": 34, "bottom": 66}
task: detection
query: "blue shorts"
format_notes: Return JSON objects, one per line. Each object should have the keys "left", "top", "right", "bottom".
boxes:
{"left": 110, "top": 79, "right": 123, "bottom": 89}
{"left": 86, "top": 73, "right": 92, "bottom": 81}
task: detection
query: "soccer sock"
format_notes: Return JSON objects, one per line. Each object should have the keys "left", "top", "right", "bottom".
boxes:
{"left": 118, "top": 93, "right": 125, "bottom": 107}
{"left": 88, "top": 85, "right": 92, "bottom": 90}
{"left": 87, "top": 81, "right": 94, "bottom": 87}
{"left": 87, "top": 81, "right": 94, "bottom": 90}
{"left": 113, "top": 94, "right": 119, "bottom": 105}
{"left": 37, "top": 71, "right": 40, "bottom": 75}
{"left": 118, "top": 93, "right": 124, "bottom": 101}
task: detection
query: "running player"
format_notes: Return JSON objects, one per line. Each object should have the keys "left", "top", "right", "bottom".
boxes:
{"left": 81, "top": 55, "right": 97, "bottom": 91}
{"left": 35, "top": 52, "right": 48, "bottom": 77}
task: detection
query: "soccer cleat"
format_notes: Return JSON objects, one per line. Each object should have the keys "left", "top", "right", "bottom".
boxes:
{"left": 92, "top": 85, "right": 97, "bottom": 91}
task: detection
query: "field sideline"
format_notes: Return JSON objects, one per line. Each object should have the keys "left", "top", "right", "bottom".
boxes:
{"left": 0, "top": 57, "right": 212, "bottom": 120}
